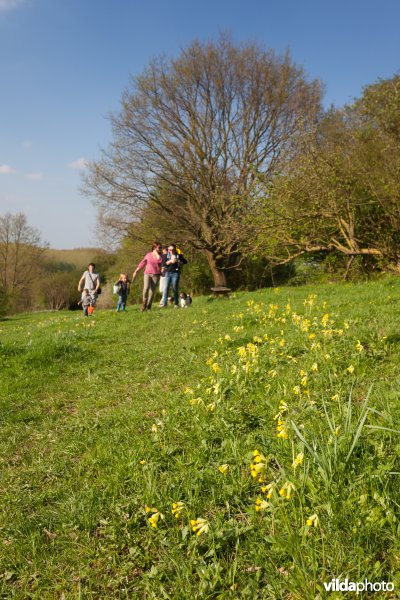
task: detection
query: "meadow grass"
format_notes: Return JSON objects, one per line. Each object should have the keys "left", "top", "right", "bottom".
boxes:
{"left": 1, "top": 280, "right": 399, "bottom": 599}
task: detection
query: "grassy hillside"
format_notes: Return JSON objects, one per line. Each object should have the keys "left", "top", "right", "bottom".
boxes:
{"left": 44, "top": 248, "right": 104, "bottom": 269}
{"left": 1, "top": 281, "right": 399, "bottom": 598}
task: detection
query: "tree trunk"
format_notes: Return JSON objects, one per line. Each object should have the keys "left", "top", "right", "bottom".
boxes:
{"left": 205, "top": 251, "right": 228, "bottom": 287}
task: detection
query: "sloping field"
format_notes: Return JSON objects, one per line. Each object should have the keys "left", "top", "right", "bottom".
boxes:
{"left": 44, "top": 248, "right": 104, "bottom": 269}
{"left": 1, "top": 281, "right": 399, "bottom": 599}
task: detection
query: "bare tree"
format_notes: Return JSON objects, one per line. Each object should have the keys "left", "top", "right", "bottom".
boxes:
{"left": 84, "top": 35, "right": 322, "bottom": 286}
{"left": 0, "top": 213, "right": 47, "bottom": 306}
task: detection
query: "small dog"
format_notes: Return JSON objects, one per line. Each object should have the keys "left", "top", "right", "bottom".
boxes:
{"left": 180, "top": 292, "right": 192, "bottom": 308}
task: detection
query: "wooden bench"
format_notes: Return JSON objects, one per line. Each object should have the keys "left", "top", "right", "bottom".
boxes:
{"left": 210, "top": 286, "right": 232, "bottom": 298}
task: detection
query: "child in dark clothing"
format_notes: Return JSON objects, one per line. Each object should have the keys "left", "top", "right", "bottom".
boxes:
{"left": 115, "top": 273, "right": 130, "bottom": 312}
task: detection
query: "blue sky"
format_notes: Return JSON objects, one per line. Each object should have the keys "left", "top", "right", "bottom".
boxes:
{"left": 1, "top": 0, "right": 399, "bottom": 249}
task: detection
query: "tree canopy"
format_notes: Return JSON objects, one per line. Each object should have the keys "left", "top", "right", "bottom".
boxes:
{"left": 84, "top": 35, "right": 322, "bottom": 286}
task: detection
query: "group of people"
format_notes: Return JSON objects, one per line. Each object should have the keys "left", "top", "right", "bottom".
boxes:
{"left": 77, "top": 243, "right": 190, "bottom": 316}
{"left": 132, "top": 242, "right": 187, "bottom": 311}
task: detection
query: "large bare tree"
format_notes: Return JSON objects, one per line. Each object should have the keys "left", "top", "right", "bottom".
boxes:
{"left": 84, "top": 35, "right": 322, "bottom": 286}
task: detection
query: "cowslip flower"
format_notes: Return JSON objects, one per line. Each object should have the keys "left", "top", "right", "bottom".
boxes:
{"left": 311, "top": 362, "right": 318, "bottom": 372}
{"left": 306, "top": 513, "right": 319, "bottom": 527}
{"left": 190, "top": 518, "right": 209, "bottom": 536}
{"left": 356, "top": 340, "right": 364, "bottom": 352}
{"left": 279, "top": 481, "right": 296, "bottom": 500}
{"left": 346, "top": 365, "right": 355, "bottom": 374}
{"left": 279, "top": 400, "right": 288, "bottom": 413}
{"left": 300, "top": 375, "right": 308, "bottom": 387}
{"left": 189, "top": 397, "right": 203, "bottom": 406}
{"left": 255, "top": 497, "right": 270, "bottom": 511}
{"left": 250, "top": 450, "right": 267, "bottom": 481}
{"left": 276, "top": 418, "right": 289, "bottom": 439}
{"left": 218, "top": 464, "right": 229, "bottom": 474}
{"left": 321, "top": 314, "right": 329, "bottom": 327}
{"left": 145, "top": 506, "right": 163, "bottom": 528}
{"left": 148, "top": 512, "right": 160, "bottom": 528}
{"left": 171, "top": 501, "right": 185, "bottom": 519}
{"left": 261, "top": 482, "right": 276, "bottom": 499}
{"left": 292, "top": 453, "right": 304, "bottom": 469}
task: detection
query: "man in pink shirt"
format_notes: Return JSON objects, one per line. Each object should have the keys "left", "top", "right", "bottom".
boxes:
{"left": 132, "top": 243, "right": 163, "bottom": 311}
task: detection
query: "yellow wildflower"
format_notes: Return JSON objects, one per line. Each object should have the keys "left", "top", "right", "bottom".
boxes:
{"left": 148, "top": 512, "right": 160, "bottom": 528}
{"left": 151, "top": 424, "right": 158, "bottom": 433}
{"left": 250, "top": 450, "right": 267, "bottom": 481}
{"left": 279, "top": 400, "right": 288, "bottom": 413}
{"left": 218, "top": 464, "right": 229, "bottom": 474}
{"left": 255, "top": 497, "right": 270, "bottom": 511}
{"left": 306, "top": 513, "right": 319, "bottom": 527}
{"left": 279, "top": 481, "right": 296, "bottom": 500}
{"left": 261, "top": 482, "right": 276, "bottom": 499}
{"left": 311, "top": 362, "right": 318, "bottom": 372}
{"left": 346, "top": 365, "right": 355, "bottom": 374}
{"left": 190, "top": 518, "right": 209, "bottom": 536}
{"left": 171, "top": 501, "right": 185, "bottom": 519}
{"left": 292, "top": 452, "right": 304, "bottom": 469}
{"left": 356, "top": 340, "right": 364, "bottom": 352}
{"left": 189, "top": 397, "right": 203, "bottom": 406}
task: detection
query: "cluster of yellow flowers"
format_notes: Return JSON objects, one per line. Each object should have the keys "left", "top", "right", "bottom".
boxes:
{"left": 190, "top": 518, "right": 210, "bottom": 536}
{"left": 274, "top": 400, "right": 289, "bottom": 440}
{"left": 279, "top": 481, "right": 296, "bottom": 500}
{"left": 145, "top": 506, "right": 163, "bottom": 528}
{"left": 145, "top": 502, "right": 211, "bottom": 537}
{"left": 236, "top": 342, "right": 260, "bottom": 374}
{"left": 250, "top": 449, "right": 268, "bottom": 482}
{"left": 176, "top": 293, "right": 367, "bottom": 536}
{"left": 251, "top": 453, "right": 297, "bottom": 511}
{"left": 171, "top": 501, "right": 185, "bottom": 519}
